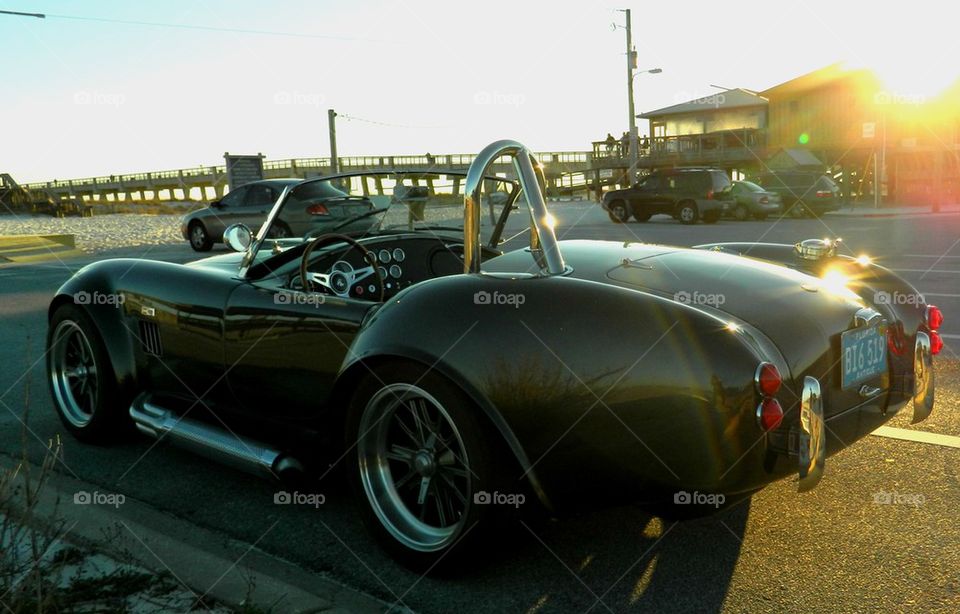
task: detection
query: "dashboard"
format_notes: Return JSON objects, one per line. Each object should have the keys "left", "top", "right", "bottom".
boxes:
{"left": 295, "top": 236, "right": 481, "bottom": 300}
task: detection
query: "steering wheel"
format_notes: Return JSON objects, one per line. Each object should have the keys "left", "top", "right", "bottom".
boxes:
{"left": 299, "top": 233, "right": 386, "bottom": 302}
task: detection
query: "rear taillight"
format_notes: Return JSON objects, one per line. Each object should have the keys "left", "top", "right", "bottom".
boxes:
{"left": 815, "top": 190, "right": 832, "bottom": 198}
{"left": 759, "top": 196, "right": 769, "bottom": 204}
{"left": 307, "top": 203, "right": 330, "bottom": 215}
{"left": 706, "top": 189, "right": 714, "bottom": 200}
{"left": 931, "top": 331, "right": 944, "bottom": 355}
{"left": 926, "top": 305, "right": 943, "bottom": 330}
{"left": 758, "top": 398, "right": 784, "bottom": 431}
{"left": 755, "top": 362, "right": 784, "bottom": 431}
{"left": 756, "top": 362, "right": 782, "bottom": 396}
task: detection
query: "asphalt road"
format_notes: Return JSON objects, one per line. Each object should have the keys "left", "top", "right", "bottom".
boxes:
{"left": 1, "top": 206, "right": 959, "bottom": 613}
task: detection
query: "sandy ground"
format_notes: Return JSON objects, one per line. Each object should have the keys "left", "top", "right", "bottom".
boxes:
{"left": 0, "top": 213, "right": 183, "bottom": 252}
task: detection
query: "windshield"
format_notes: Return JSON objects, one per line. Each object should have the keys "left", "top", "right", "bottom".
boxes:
{"left": 252, "top": 171, "right": 519, "bottom": 259}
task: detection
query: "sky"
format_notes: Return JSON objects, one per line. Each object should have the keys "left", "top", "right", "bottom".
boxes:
{"left": 1, "top": 0, "right": 957, "bottom": 182}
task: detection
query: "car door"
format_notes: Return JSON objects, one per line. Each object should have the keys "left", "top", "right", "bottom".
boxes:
{"left": 222, "top": 277, "right": 375, "bottom": 421}
{"left": 238, "top": 183, "right": 277, "bottom": 230}
{"left": 206, "top": 185, "right": 250, "bottom": 239}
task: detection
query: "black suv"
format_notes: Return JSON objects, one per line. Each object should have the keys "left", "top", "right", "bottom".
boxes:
{"left": 752, "top": 171, "right": 842, "bottom": 217}
{"left": 601, "top": 168, "right": 731, "bottom": 225}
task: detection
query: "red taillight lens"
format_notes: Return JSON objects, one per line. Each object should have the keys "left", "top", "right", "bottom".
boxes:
{"left": 926, "top": 305, "right": 943, "bottom": 330}
{"left": 307, "top": 203, "right": 330, "bottom": 215}
{"left": 816, "top": 190, "right": 832, "bottom": 198}
{"left": 758, "top": 398, "right": 784, "bottom": 431}
{"left": 756, "top": 363, "right": 782, "bottom": 396}
{"left": 706, "top": 189, "right": 714, "bottom": 200}
{"left": 931, "top": 331, "right": 943, "bottom": 355}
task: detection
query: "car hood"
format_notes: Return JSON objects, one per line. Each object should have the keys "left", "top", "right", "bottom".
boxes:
{"left": 186, "top": 251, "right": 246, "bottom": 274}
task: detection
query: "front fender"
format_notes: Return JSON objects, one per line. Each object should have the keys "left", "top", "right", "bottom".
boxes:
{"left": 340, "top": 273, "right": 781, "bottom": 511}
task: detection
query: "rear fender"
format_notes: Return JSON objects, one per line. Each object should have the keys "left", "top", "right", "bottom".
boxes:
{"left": 337, "top": 273, "right": 783, "bottom": 510}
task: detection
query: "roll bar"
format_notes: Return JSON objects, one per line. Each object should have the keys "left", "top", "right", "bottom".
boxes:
{"left": 463, "top": 140, "right": 565, "bottom": 275}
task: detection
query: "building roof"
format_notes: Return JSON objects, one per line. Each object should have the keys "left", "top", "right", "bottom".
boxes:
{"left": 638, "top": 88, "right": 767, "bottom": 119}
{"left": 761, "top": 63, "right": 879, "bottom": 97}
{"left": 767, "top": 148, "right": 825, "bottom": 170}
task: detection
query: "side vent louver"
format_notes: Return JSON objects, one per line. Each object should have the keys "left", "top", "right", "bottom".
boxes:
{"left": 138, "top": 320, "right": 163, "bottom": 356}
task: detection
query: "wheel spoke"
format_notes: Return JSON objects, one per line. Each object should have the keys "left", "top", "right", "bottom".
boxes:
{"left": 417, "top": 476, "right": 431, "bottom": 506}
{"left": 394, "top": 467, "right": 418, "bottom": 490}
{"left": 434, "top": 492, "right": 447, "bottom": 526}
{"left": 438, "top": 471, "right": 467, "bottom": 505}
{"left": 393, "top": 412, "right": 422, "bottom": 446}
{"left": 386, "top": 444, "right": 416, "bottom": 464}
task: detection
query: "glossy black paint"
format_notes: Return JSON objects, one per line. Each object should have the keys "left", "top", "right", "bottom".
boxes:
{"left": 49, "top": 230, "right": 922, "bottom": 513}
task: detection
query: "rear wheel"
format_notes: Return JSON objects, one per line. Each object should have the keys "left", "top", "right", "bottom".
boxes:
{"left": 346, "top": 363, "right": 518, "bottom": 571}
{"left": 267, "top": 221, "right": 292, "bottom": 239}
{"left": 607, "top": 200, "right": 630, "bottom": 224}
{"left": 733, "top": 204, "right": 749, "bottom": 221}
{"left": 677, "top": 201, "right": 699, "bottom": 224}
{"left": 188, "top": 221, "right": 213, "bottom": 252}
{"left": 47, "top": 304, "right": 129, "bottom": 443}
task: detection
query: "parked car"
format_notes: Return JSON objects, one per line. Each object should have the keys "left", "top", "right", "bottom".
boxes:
{"left": 717, "top": 180, "right": 783, "bottom": 220}
{"left": 752, "top": 171, "right": 842, "bottom": 217}
{"left": 47, "top": 140, "right": 942, "bottom": 570}
{"left": 180, "top": 178, "right": 376, "bottom": 251}
{"left": 601, "top": 168, "right": 731, "bottom": 225}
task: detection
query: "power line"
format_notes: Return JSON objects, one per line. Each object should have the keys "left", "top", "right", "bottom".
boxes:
{"left": 1, "top": 9, "right": 402, "bottom": 44}
{"left": 338, "top": 113, "right": 446, "bottom": 130}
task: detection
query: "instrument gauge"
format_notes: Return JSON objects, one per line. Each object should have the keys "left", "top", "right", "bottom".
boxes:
{"left": 392, "top": 248, "right": 406, "bottom": 263}
{"left": 389, "top": 265, "right": 402, "bottom": 279}
{"left": 378, "top": 249, "right": 391, "bottom": 263}
{"left": 378, "top": 266, "right": 388, "bottom": 280}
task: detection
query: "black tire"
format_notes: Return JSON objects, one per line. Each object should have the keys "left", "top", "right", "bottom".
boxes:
{"left": 732, "top": 204, "right": 749, "bottom": 221}
{"left": 632, "top": 209, "right": 652, "bottom": 222}
{"left": 345, "top": 363, "right": 519, "bottom": 572}
{"left": 607, "top": 200, "right": 630, "bottom": 224}
{"left": 702, "top": 211, "right": 720, "bottom": 224}
{"left": 753, "top": 212, "right": 768, "bottom": 221}
{"left": 47, "top": 304, "right": 130, "bottom": 443}
{"left": 677, "top": 201, "right": 699, "bottom": 225}
{"left": 188, "top": 221, "right": 213, "bottom": 252}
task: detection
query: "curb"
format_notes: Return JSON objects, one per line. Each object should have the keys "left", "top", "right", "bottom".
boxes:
{"left": 0, "top": 453, "right": 390, "bottom": 613}
{"left": 0, "top": 234, "right": 85, "bottom": 263}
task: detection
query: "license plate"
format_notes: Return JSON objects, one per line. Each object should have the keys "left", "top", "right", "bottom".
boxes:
{"left": 841, "top": 324, "right": 888, "bottom": 389}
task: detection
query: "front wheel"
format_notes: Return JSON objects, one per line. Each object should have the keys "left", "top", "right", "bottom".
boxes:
{"left": 188, "top": 222, "right": 213, "bottom": 252}
{"left": 607, "top": 200, "right": 630, "bottom": 223}
{"left": 677, "top": 201, "right": 699, "bottom": 224}
{"left": 47, "top": 304, "right": 129, "bottom": 443}
{"left": 346, "top": 364, "right": 517, "bottom": 571}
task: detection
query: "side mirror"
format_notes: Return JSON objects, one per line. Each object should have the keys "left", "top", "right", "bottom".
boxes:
{"left": 223, "top": 224, "right": 252, "bottom": 252}
{"left": 211, "top": 200, "right": 224, "bottom": 209}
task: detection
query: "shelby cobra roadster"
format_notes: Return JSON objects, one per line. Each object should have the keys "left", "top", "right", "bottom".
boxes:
{"left": 47, "top": 140, "right": 943, "bottom": 568}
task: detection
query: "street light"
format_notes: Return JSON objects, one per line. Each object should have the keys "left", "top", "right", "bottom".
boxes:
{"left": 615, "top": 9, "right": 662, "bottom": 182}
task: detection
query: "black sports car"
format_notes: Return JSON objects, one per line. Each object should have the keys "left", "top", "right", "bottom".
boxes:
{"left": 47, "top": 140, "right": 943, "bottom": 569}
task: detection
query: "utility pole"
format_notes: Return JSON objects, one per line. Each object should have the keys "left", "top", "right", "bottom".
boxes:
{"left": 623, "top": 9, "right": 638, "bottom": 182}
{"left": 328, "top": 109, "right": 339, "bottom": 175}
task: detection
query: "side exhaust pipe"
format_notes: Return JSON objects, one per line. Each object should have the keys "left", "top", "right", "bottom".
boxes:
{"left": 129, "top": 398, "right": 303, "bottom": 481}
